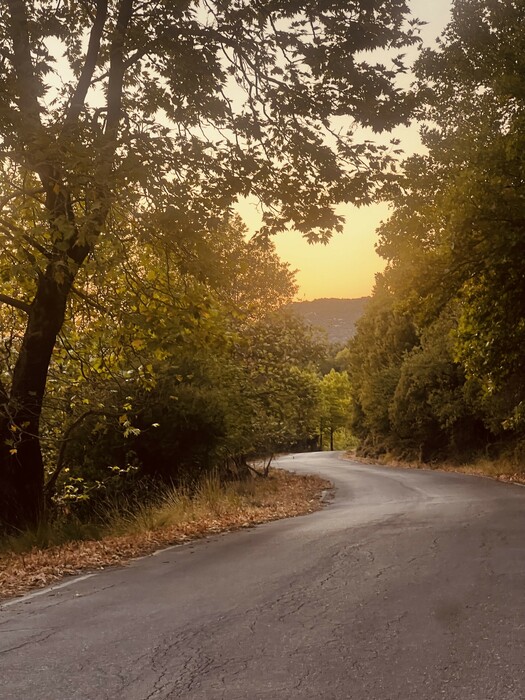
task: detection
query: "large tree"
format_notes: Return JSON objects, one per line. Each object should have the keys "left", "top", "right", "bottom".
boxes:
{"left": 0, "top": 0, "right": 419, "bottom": 528}
{"left": 318, "top": 368, "right": 351, "bottom": 450}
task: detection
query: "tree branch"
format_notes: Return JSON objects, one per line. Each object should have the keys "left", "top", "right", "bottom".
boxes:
{"left": 22, "top": 233, "right": 52, "bottom": 260}
{"left": 123, "top": 23, "right": 179, "bottom": 70}
{"left": 0, "top": 292, "right": 31, "bottom": 313}
{"left": 0, "top": 187, "right": 45, "bottom": 212}
{"left": 45, "top": 409, "right": 117, "bottom": 497}
{"left": 0, "top": 223, "right": 45, "bottom": 275}
{"left": 6, "top": 0, "right": 58, "bottom": 196}
{"left": 6, "top": 0, "right": 43, "bottom": 132}
{"left": 0, "top": 375, "right": 8, "bottom": 406}
{"left": 105, "top": 0, "right": 134, "bottom": 140}
{"left": 63, "top": 0, "right": 108, "bottom": 131}
{"left": 0, "top": 216, "right": 52, "bottom": 259}
{"left": 71, "top": 285, "right": 108, "bottom": 313}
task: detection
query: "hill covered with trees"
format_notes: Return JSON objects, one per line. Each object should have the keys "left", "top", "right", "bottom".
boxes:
{"left": 289, "top": 298, "right": 369, "bottom": 344}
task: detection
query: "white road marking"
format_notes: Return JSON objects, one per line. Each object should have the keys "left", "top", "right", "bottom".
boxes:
{"left": 1, "top": 574, "right": 96, "bottom": 609}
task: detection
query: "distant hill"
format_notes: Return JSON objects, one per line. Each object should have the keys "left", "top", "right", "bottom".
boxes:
{"left": 289, "top": 297, "right": 369, "bottom": 344}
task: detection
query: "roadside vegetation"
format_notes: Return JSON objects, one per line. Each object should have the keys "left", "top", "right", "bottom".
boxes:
{"left": 342, "top": 1, "right": 525, "bottom": 478}
{"left": 348, "top": 452, "right": 525, "bottom": 486}
{"left": 0, "top": 1, "right": 419, "bottom": 534}
{"left": 0, "top": 469, "right": 330, "bottom": 599}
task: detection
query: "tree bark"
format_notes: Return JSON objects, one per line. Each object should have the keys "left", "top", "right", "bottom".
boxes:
{"left": 0, "top": 263, "right": 74, "bottom": 529}
{"left": 0, "top": 0, "right": 128, "bottom": 531}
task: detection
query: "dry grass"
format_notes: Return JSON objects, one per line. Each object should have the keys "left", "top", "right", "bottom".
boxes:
{"left": 0, "top": 469, "right": 330, "bottom": 601}
{"left": 437, "top": 457, "right": 525, "bottom": 484}
{"left": 347, "top": 451, "right": 525, "bottom": 485}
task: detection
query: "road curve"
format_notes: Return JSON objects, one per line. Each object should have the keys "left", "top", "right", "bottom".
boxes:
{"left": 1, "top": 452, "right": 525, "bottom": 699}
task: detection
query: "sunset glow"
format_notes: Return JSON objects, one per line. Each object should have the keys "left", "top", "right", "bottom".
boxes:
{"left": 241, "top": 1, "right": 453, "bottom": 301}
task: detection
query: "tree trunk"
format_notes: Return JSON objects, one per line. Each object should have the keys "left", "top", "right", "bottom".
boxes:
{"left": 0, "top": 264, "right": 73, "bottom": 530}
{"left": 330, "top": 427, "right": 334, "bottom": 451}
{"left": 1, "top": 0, "right": 123, "bottom": 532}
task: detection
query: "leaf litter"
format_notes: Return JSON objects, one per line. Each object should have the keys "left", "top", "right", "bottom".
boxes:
{"left": 0, "top": 469, "right": 330, "bottom": 601}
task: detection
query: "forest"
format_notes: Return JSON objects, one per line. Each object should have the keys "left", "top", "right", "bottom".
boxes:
{"left": 346, "top": 0, "right": 525, "bottom": 469}
{"left": 1, "top": 0, "right": 524, "bottom": 536}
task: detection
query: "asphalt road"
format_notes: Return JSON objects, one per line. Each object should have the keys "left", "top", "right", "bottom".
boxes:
{"left": 2, "top": 452, "right": 525, "bottom": 700}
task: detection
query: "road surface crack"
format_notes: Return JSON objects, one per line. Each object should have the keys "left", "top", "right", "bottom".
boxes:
{"left": 0, "top": 629, "right": 56, "bottom": 655}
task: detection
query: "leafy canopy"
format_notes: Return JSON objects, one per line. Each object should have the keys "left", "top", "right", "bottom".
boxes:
{"left": 0, "top": 0, "right": 421, "bottom": 252}
{"left": 347, "top": 0, "right": 525, "bottom": 459}
{"left": 0, "top": 0, "right": 421, "bottom": 528}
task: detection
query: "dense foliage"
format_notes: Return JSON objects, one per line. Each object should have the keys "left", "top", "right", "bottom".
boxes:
{"left": 2, "top": 212, "right": 328, "bottom": 514}
{"left": 0, "top": 0, "right": 421, "bottom": 528}
{"left": 346, "top": 0, "right": 525, "bottom": 464}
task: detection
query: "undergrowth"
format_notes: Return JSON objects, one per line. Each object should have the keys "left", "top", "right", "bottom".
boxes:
{"left": 0, "top": 472, "right": 281, "bottom": 555}
{"left": 350, "top": 450, "right": 525, "bottom": 484}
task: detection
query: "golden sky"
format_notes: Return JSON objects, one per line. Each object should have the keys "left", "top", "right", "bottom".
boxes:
{"left": 241, "top": 1, "right": 453, "bottom": 301}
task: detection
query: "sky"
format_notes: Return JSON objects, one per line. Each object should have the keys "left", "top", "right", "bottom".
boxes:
{"left": 239, "top": 1, "right": 453, "bottom": 301}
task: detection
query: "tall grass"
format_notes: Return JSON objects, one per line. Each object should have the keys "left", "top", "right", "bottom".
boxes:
{"left": 0, "top": 472, "right": 278, "bottom": 554}
{"left": 106, "top": 471, "right": 279, "bottom": 535}
{"left": 0, "top": 518, "right": 105, "bottom": 555}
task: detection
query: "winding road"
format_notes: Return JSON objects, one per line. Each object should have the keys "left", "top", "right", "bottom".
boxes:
{"left": 1, "top": 452, "right": 525, "bottom": 699}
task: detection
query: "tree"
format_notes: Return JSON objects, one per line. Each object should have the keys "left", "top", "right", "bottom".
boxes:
{"left": 0, "top": 0, "right": 420, "bottom": 529}
{"left": 318, "top": 369, "right": 351, "bottom": 450}
{"left": 388, "top": 312, "right": 489, "bottom": 460}
{"left": 24, "top": 215, "right": 300, "bottom": 498}
{"left": 194, "top": 215, "right": 298, "bottom": 316}
{"left": 230, "top": 312, "right": 323, "bottom": 468}
{"left": 346, "top": 281, "right": 417, "bottom": 453}
{"left": 396, "top": 0, "right": 525, "bottom": 428}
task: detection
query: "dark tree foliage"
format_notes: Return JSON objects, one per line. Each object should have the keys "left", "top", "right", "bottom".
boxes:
{"left": 347, "top": 0, "right": 525, "bottom": 462}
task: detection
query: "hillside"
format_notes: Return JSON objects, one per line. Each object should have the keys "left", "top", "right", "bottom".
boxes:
{"left": 289, "top": 297, "right": 369, "bottom": 344}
